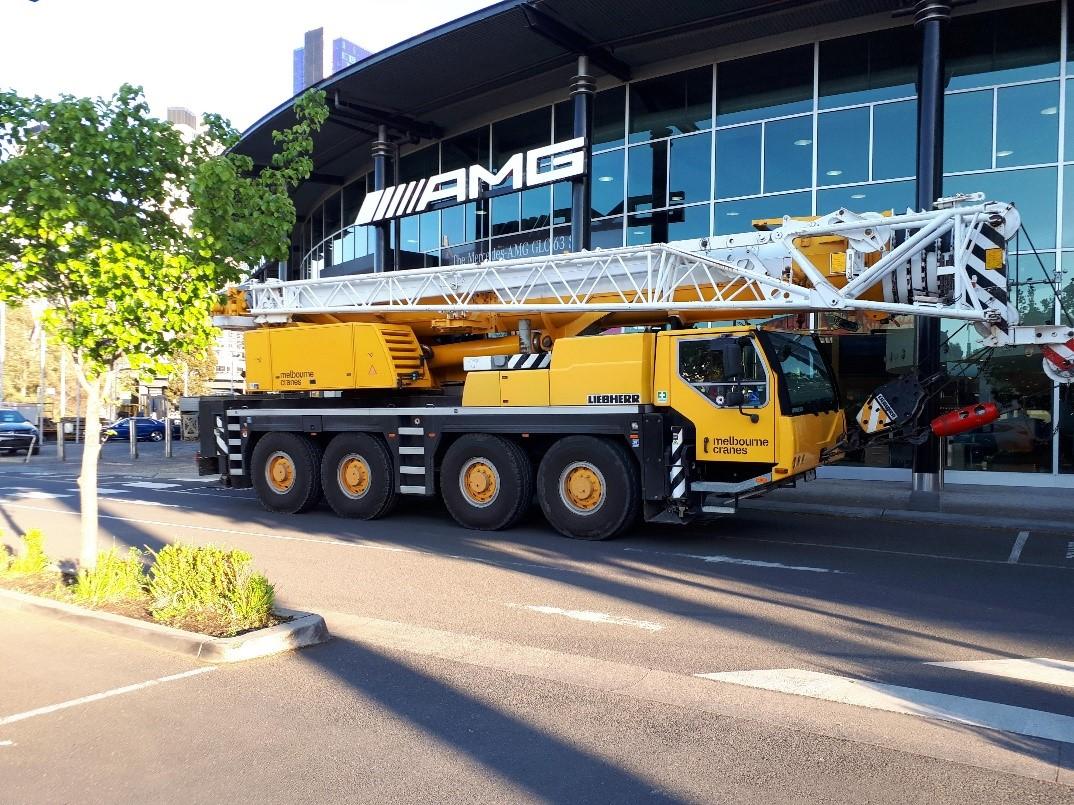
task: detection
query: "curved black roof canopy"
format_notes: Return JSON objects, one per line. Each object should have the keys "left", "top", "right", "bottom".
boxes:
{"left": 236, "top": 0, "right": 904, "bottom": 220}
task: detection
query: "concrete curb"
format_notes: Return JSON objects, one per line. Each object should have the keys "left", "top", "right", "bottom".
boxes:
{"left": 739, "top": 499, "right": 1073, "bottom": 534}
{"left": 0, "top": 588, "right": 330, "bottom": 662}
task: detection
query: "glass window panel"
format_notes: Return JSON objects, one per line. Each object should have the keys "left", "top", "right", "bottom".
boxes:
{"left": 819, "top": 27, "right": 917, "bottom": 109}
{"left": 818, "top": 108, "right": 869, "bottom": 186}
{"left": 323, "top": 191, "right": 342, "bottom": 238}
{"left": 872, "top": 101, "right": 915, "bottom": 180}
{"left": 468, "top": 201, "right": 484, "bottom": 243}
{"left": 442, "top": 127, "right": 489, "bottom": 172}
{"left": 627, "top": 140, "right": 668, "bottom": 212}
{"left": 818, "top": 180, "right": 914, "bottom": 214}
{"left": 629, "top": 67, "right": 712, "bottom": 143}
{"left": 553, "top": 182, "right": 572, "bottom": 225}
{"left": 341, "top": 229, "right": 354, "bottom": 263}
{"left": 490, "top": 230, "right": 551, "bottom": 262}
{"left": 1062, "top": 165, "right": 1074, "bottom": 248}
{"left": 521, "top": 186, "right": 551, "bottom": 231}
{"left": 669, "top": 132, "right": 711, "bottom": 206}
{"left": 592, "top": 216, "right": 624, "bottom": 249}
{"left": 715, "top": 124, "right": 761, "bottom": 198}
{"left": 441, "top": 204, "right": 465, "bottom": 249}
{"left": 419, "top": 210, "right": 439, "bottom": 253}
{"left": 714, "top": 191, "right": 811, "bottom": 235}
{"left": 591, "top": 150, "right": 625, "bottom": 217}
{"left": 1066, "top": 80, "right": 1074, "bottom": 159}
{"left": 311, "top": 209, "right": 323, "bottom": 251}
{"left": 944, "top": 167, "right": 1058, "bottom": 247}
{"left": 948, "top": 3, "right": 1060, "bottom": 90}
{"left": 669, "top": 203, "right": 710, "bottom": 241}
{"left": 764, "top": 115, "right": 813, "bottom": 193}
{"left": 558, "top": 86, "right": 627, "bottom": 151}
{"left": 626, "top": 211, "right": 660, "bottom": 245}
{"left": 398, "top": 146, "right": 438, "bottom": 183}
{"left": 491, "top": 193, "right": 520, "bottom": 237}
{"left": 492, "top": 107, "right": 551, "bottom": 167}
{"left": 944, "top": 90, "right": 993, "bottom": 173}
{"left": 1008, "top": 252, "right": 1057, "bottom": 326}
{"left": 342, "top": 181, "right": 366, "bottom": 227}
{"left": 399, "top": 215, "right": 420, "bottom": 252}
{"left": 995, "top": 82, "right": 1060, "bottom": 168}
{"left": 716, "top": 45, "right": 813, "bottom": 125}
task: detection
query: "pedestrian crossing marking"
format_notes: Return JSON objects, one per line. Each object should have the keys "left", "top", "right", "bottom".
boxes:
{"left": 925, "top": 658, "right": 1074, "bottom": 689}
{"left": 697, "top": 668, "right": 1074, "bottom": 744}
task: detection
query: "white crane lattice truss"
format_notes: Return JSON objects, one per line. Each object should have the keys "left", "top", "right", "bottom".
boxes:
{"left": 234, "top": 198, "right": 1074, "bottom": 383}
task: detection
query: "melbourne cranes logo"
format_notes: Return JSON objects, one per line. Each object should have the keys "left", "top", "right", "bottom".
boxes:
{"left": 356, "top": 137, "right": 586, "bottom": 226}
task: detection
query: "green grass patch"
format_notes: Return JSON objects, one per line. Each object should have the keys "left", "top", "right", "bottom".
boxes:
{"left": 72, "top": 547, "right": 148, "bottom": 606}
{"left": 2, "top": 528, "right": 51, "bottom": 576}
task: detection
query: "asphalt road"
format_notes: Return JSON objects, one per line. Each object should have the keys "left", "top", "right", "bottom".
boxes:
{"left": 2, "top": 458, "right": 1073, "bottom": 803}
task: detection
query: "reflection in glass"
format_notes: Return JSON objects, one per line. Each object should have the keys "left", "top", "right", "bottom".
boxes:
{"left": 399, "top": 215, "right": 420, "bottom": 252}
{"left": 627, "top": 140, "right": 667, "bottom": 212}
{"left": 717, "top": 45, "right": 813, "bottom": 125}
{"left": 945, "top": 167, "right": 1057, "bottom": 247}
{"left": 818, "top": 180, "right": 914, "bottom": 215}
{"left": 521, "top": 186, "right": 551, "bottom": 231}
{"left": 819, "top": 27, "right": 917, "bottom": 108}
{"left": 995, "top": 82, "right": 1060, "bottom": 168}
{"left": 419, "top": 210, "right": 439, "bottom": 254}
{"left": 442, "top": 127, "right": 490, "bottom": 172}
{"left": 441, "top": 204, "right": 465, "bottom": 248}
{"left": 398, "top": 146, "right": 438, "bottom": 182}
{"left": 872, "top": 101, "right": 915, "bottom": 180}
{"left": 491, "top": 193, "right": 520, "bottom": 237}
{"left": 1008, "top": 252, "right": 1057, "bottom": 326}
{"left": 553, "top": 182, "right": 571, "bottom": 225}
{"left": 714, "top": 191, "right": 811, "bottom": 235}
{"left": 715, "top": 125, "right": 760, "bottom": 199}
{"left": 764, "top": 115, "right": 813, "bottom": 193}
{"left": 629, "top": 67, "right": 712, "bottom": 143}
{"left": 492, "top": 107, "right": 552, "bottom": 167}
{"left": 944, "top": 91, "right": 993, "bottom": 173}
{"left": 627, "top": 204, "right": 708, "bottom": 245}
{"left": 557, "top": 86, "right": 627, "bottom": 151}
{"left": 591, "top": 150, "right": 625, "bottom": 217}
{"left": 669, "top": 132, "right": 711, "bottom": 206}
{"left": 947, "top": 3, "right": 1060, "bottom": 90}
{"left": 342, "top": 181, "right": 366, "bottom": 227}
{"left": 592, "top": 216, "right": 624, "bottom": 249}
{"left": 818, "top": 108, "right": 869, "bottom": 186}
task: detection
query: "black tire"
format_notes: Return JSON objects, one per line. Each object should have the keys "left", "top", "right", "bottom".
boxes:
{"left": 149, "top": 430, "right": 163, "bottom": 442}
{"left": 537, "top": 436, "right": 640, "bottom": 540}
{"left": 321, "top": 432, "right": 397, "bottom": 520}
{"left": 440, "top": 434, "right": 533, "bottom": 531}
{"left": 251, "top": 432, "right": 323, "bottom": 514}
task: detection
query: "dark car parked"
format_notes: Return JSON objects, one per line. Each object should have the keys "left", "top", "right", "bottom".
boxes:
{"left": 0, "top": 409, "right": 41, "bottom": 455}
{"left": 100, "top": 417, "right": 181, "bottom": 443}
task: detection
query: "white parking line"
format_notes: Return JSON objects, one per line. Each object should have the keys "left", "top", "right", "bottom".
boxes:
{"left": 9, "top": 491, "right": 72, "bottom": 500}
{"left": 1007, "top": 531, "right": 1030, "bottom": 564}
{"left": 623, "top": 547, "right": 841, "bottom": 574}
{"left": 696, "top": 668, "right": 1074, "bottom": 744}
{"left": 0, "top": 667, "right": 216, "bottom": 727}
{"left": 507, "top": 603, "right": 663, "bottom": 631}
{"left": 925, "top": 658, "right": 1074, "bottom": 689}
{"left": 0, "top": 740, "right": 13, "bottom": 747}
{"left": 122, "top": 481, "right": 180, "bottom": 490}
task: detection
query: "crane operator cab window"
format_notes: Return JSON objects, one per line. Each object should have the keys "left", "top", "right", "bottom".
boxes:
{"left": 678, "top": 336, "right": 768, "bottom": 408}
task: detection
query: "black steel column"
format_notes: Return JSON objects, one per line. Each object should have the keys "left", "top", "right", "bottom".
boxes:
{"left": 372, "top": 124, "right": 390, "bottom": 272}
{"left": 912, "top": 0, "right": 951, "bottom": 508}
{"left": 570, "top": 54, "right": 595, "bottom": 251}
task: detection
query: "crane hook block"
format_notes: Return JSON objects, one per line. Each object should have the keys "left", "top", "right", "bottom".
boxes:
{"left": 930, "top": 402, "right": 1001, "bottom": 438}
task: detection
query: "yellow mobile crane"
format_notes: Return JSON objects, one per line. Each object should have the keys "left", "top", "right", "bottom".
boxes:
{"left": 201, "top": 196, "right": 1074, "bottom": 539}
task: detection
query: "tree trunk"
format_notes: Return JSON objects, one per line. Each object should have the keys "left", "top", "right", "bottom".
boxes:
{"left": 74, "top": 364, "right": 108, "bottom": 570}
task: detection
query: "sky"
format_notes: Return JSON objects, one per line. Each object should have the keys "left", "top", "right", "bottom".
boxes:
{"left": 0, "top": 0, "right": 499, "bottom": 133}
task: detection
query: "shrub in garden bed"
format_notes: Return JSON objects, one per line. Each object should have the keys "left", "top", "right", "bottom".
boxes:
{"left": 0, "top": 530, "right": 278, "bottom": 637}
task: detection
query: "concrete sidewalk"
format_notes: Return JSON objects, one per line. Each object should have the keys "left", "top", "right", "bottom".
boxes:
{"left": 747, "top": 478, "right": 1073, "bottom": 535}
{"left": 0, "top": 440, "right": 202, "bottom": 480}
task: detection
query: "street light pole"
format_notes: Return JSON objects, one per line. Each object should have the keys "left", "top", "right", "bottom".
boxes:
{"left": 911, "top": 0, "right": 951, "bottom": 510}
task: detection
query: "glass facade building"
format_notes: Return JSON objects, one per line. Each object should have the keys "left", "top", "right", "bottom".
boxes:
{"left": 289, "top": 0, "right": 1074, "bottom": 485}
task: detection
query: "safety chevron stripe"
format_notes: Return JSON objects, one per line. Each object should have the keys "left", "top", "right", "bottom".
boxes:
{"left": 669, "top": 427, "right": 686, "bottom": 499}
{"left": 506, "top": 353, "right": 551, "bottom": 370}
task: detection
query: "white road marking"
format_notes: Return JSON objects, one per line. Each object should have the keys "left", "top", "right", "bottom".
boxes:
{"left": 0, "top": 667, "right": 216, "bottom": 727}
{"left": 122, "top": 481, "right": 179, "bottom": 490}
{"left": 0, "top": 740, "right": 13, "bottom": 747}
{"left": 696, "top": 668, "right": 1074, "bottom": 744}
{"left": 1007, "top": 531, "right": 1030, "bottom": 564}
{"left": 508, "top": 603, "right": 663, "bottom": 631}
{"left": 1066, "top": 541, "right": 1074, "bottom": 560}
{"left": 925, "top": 658, "right": 1074, "bottom": 689}
{"left": 96, "top": 488, "right": 123, "bottom": 495}
{"left": 10, "top": 491, "right": 72, "bottom": 500}
{"left": 124, "top": 499, "right": 182, "bottom": 509}
{"left": 623, "top": 547, "right": 841, "bottom": 574}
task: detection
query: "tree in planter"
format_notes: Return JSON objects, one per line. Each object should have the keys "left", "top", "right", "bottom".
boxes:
{"left": 0, "top": 85, "right": 327, "bottom": 568}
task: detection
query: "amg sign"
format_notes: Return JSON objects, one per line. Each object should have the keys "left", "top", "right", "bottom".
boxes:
{"left": 356, "top": 137, "right": 586, "bottom": 226}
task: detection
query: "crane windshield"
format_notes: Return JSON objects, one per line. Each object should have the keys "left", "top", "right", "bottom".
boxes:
{"left": 762, "top": 332, "right": 838, "bottom": 414}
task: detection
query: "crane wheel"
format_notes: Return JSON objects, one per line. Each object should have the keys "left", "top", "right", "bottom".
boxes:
{"left": 537, "top": 436, "right": 640, "bottom": 540}
{"left": 440, "top": 434, "right": 533, "bottom": 531}
{"left": 251, "top": 432, "right": 323, "bottom": 514}
{"left": 321, "top": 433, "right": 397, "bottom": 520}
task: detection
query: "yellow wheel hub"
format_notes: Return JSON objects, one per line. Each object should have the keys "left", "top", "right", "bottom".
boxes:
{"left": 339, "top": 455, "right": 371, "bottom": 498}
{"left": 563, "top": 465, "right": 603, "bottom": 512}
{"left": 267, "top": 453, "right": 296, "bottom": 493}
{"left": 462, "top": 460, "right": 498, "bottom": 505}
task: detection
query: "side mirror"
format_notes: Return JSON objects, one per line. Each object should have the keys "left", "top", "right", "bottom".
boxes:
{"left": 718, "top": 341, "right": 743, "bottom": 379}
{"left": 724, "top": 390, "right": 745, "bottom": 407}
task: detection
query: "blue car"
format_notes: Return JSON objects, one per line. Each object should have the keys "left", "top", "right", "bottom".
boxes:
{"left": 101, "top": 417, "right": 180, "bottom": 443}
{"left": 0, "top": 409, "right": 41, "bottom": 455}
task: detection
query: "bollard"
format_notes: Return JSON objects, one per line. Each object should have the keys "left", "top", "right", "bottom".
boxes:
{"left": 129, "top": 419, "right": 138, "bottom": 459}
{"left": 23, "top": 435, "right": 35, "bottom": 465}
{"left": 164, "top": 411, "right": 173, "bottom": 459}
{"left": 56, "top": 422, "right": 65, "bottom": 462}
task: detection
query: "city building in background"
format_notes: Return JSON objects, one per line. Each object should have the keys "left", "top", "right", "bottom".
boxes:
{"left": 292, "top": 27, "right": 370, "bottom": 95}
{"left": 238, "top": 0, "right": 1074, "bottom": 488}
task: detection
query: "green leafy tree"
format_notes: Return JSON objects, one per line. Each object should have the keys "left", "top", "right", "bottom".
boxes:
{"left": 0, "top": 85, "right": 327, "bottom": 568}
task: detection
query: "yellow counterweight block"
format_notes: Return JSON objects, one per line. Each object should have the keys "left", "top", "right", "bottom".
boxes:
{"left": 244, "top": 323, "right": 432, "bottom": 392}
